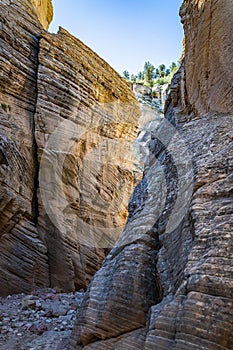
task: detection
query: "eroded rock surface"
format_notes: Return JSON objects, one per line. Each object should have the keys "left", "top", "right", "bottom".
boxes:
{"left": 180, "top": 0, "right": 233, "bottom": 115}
{"left": 70, "top": 0, "right": 233, "bottom": 349}
{"left": 0, "top": 0, "right": 140, "bottom": 295}
{"left": 0, "top": 0, "right": 49, "bottom": 296}
{"left": 35, "top": 27, "right": 140, "bottom": 291}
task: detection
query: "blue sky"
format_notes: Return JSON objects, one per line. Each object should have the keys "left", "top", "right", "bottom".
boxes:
{"left": 50, "top": 0, "right": 184, "bottom": 75}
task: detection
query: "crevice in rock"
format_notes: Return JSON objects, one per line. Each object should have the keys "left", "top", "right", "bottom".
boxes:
{"left": 206, "top": 0, "right": 213, "bottom": 112}
{"left": 31, "top": 35, "right": 41, "bottom": 225}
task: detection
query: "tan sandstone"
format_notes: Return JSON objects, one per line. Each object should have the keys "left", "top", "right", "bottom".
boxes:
{"left": 30, "top": 0, "right": 53, "bottom": 30}
{"left": 70, "top": 0, "right": 233, "bottom": 349}
{"left": 0, "top": 0, "right": 140, "bottom": 295}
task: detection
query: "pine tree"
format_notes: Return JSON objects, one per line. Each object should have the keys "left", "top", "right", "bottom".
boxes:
{"left": 159, "top": 64, "right": 166, "bottom": 72}
{"left": 123, "top": 70, "right": 130, "bottom": 80}
{"left": 131, "top": 74, "right": 137, "bottom": 82}
{"left": 170, "top": 62, "right": 177, "bottom": 72}
{"left": 137, "top": 71, "right": 144, "bottom": 82}
{"left": 143, "top": 61, "right": 155, "bottom": 85}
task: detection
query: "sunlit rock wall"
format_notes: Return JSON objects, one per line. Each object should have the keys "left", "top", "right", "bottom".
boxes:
{"left": 0, "top": 0, "right": 49, "bottom": 296}
{"left": 0, "top": 0, "right": 140, "bottom": 295}
{"left": 30, "top": 0, "right": 53, "bottom": 30}
{"left": 35, "top": 27, "right": 140, "bottom": 291}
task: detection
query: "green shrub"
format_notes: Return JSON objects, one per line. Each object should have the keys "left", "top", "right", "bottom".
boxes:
{"left": 154, "top": 76, "right": 170, "bottom": 85}
{"left": 1, "top": 103, "right": 11, "bottom": 112}
{"left": 122, "top": 60, "right": 180, "bottom": 89}
{"left": 1, "top": 103, "right": 7, "bottom": 112}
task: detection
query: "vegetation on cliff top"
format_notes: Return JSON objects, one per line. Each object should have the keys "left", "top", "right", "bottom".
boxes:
{"left": 122, "top": 60, "right": 179, "bottom": 87}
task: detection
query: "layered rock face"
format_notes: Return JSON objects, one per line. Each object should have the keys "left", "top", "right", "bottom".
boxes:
{"left": 0, "top": 0, "right": 139, "bottom": 295}
{"left": 0, "top": 0, "right": 49, "bottom": 296}
{"left": 180, "top": 0, "right": 233, "bottom": 115}
{"left": 70, "top": 0, "right": 233, "bottom": 349}
{"left": 133, "top": 83, "right": 166, "bottom": 113}
{"left": 35, "top": 28, "right": 139, "bottom": 291}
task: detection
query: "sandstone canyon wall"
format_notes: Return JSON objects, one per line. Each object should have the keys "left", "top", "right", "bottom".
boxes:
{"left": 70, "top": 0, "right": 233, "bottom": 349}
{"left": 30, "top": 0, "right": 53, "bottom": 30}
{"left": 0, "top": 0, "right": 140, "bottom": 295}
{"left": 0, "top": 0, "right": 50, "bottom": 296}
{"left": 35, "top": 27, "right": 139, "bottom": 292}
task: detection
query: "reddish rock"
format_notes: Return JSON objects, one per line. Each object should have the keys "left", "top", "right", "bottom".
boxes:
{"left": 29, "top": 322, "right": 48, "bottom": 335}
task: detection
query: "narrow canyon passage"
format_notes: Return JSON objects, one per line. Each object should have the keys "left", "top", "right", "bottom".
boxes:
{"left": 0, "top": 0, "right": 233, "bottom": 349}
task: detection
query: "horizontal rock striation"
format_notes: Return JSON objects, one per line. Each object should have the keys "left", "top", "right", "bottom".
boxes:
{"left": 70, "top": 0, "right": 233, "bottom": 349}
{"left": 0, "top": 0, "right": 49, "bottom": 296}
{"left": 35, "top": 27, "right": 140, "bottom": 292}
{"left": 0, "top": 0, "right": 140, "bottom": 295}
{"left": 0, "top": 220, "right": 49, "bottom": 295}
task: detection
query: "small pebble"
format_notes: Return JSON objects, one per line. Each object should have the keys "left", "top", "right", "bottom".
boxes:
{"left": 0, "top": 288, "right": 84, "bottom": 347}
